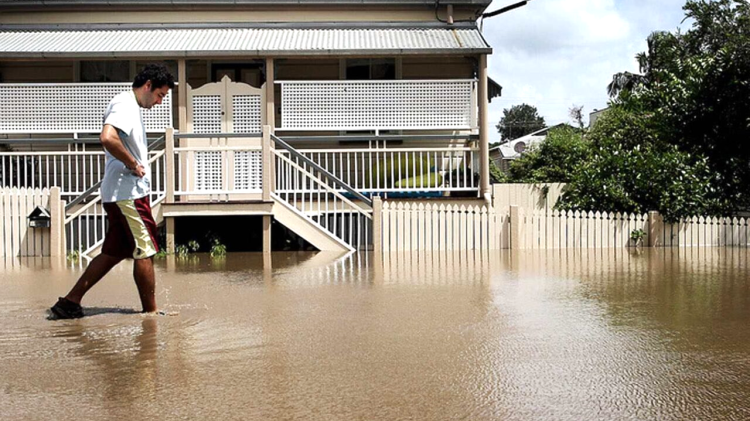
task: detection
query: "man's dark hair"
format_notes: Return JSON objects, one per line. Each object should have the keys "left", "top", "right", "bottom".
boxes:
{"left": 132, "top": 63, "right": 175, "bottom": 90}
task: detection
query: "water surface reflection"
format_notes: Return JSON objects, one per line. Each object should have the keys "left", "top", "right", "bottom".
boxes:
{"left": 1, "top": 249, "right": 749, "bottom": 420}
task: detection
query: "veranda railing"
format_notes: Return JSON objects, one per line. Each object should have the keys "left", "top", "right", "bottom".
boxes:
{"left": 276, "top": 79, "right": 477, "bottom": 132}
{"left": 276, "top": 134, "right": 480, "bottom": 197}
{"left": 0, "top": 137, "right": 166, "bottom": 201}
{"left": 0, "top": 82, "right": 172, "bottom": 134}
{"left": 167, "top": 132, "right": 266, "bottom": 202}
{"left": 272, "top": 133, "right": 373, "bottom": 251}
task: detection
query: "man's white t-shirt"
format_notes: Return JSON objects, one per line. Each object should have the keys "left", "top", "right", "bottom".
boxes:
{"left": 100, "top": 90, "right": 150, "bottom": 203}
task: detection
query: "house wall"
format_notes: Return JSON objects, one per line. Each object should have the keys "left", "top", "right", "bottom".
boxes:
{"left": 0, "top": 61, "right": 75, "bottom": 83}
{"left": 277, "top": 59, "right": 339, "bottom": 81}
{"left": 402, "top": 57, "right": 474, "bottom": 79}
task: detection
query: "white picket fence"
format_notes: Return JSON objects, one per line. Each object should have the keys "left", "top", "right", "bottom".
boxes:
{"left": 515, "top": 209, "right": 649, "bottom": 250}
{"left": 0, "top": 187, "right": 63, "bottom": 257}
{"left": 375, "top": 200, "right": 750, "bottom": 253}
{"left": 379, "top": 201, "right": 507, "bottom": 252}
{"left": 656, "top": 214, "right": 750, "bottom": 247}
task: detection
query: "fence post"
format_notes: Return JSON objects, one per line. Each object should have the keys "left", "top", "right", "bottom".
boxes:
{"left": 165, "top": 127, "right": 175, "bottom": 204}
{"left": 372, "top": 196, "right": 382, "bottom": 254}
{"left": 49, "top": 187, "right": 64, "bottom": 257}
{"left": 510, "top": 205, "right": 523, "bottom": 250}
{"left": 648, "top": 211, "right": 662, "bottom": 247}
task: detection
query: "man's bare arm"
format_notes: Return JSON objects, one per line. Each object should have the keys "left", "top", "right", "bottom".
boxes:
{"left": 100, "top": 124, "right": 146, "bottom": 177}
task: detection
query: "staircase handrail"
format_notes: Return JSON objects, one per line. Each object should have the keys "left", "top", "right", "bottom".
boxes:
{"left": 271, "top": 134, "right": 373, "bottom": 207}
{"left": 272, "top": 151, "right": 372, "bottom": 218}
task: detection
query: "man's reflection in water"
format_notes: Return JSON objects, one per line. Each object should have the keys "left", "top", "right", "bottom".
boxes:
{"left": 58, "top": 317, "right": 160, "bottom": 417}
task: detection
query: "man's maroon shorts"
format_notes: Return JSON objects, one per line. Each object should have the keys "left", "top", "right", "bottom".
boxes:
{"left": 101, "top": 196, "right": 159, "bottom": 260}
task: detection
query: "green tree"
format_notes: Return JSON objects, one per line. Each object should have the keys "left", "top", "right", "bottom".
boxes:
{"left": 556, "top": 107, "right": 725, "bottom": 222}
{"left": 496, "top": 103, "right": 546, "bottom": 142}
{"left": 502, "top": 108, "right": 726, "bottom": 222}
{"left": 609, "top": 0, "right": 750, "bottom": 210}
{"left": 500, "top": 1, "right": 748, "bottom": 221}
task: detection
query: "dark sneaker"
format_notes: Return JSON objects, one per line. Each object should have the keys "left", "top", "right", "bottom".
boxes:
{"left": 50, "top": 297, "right": 84, "bottom": 319}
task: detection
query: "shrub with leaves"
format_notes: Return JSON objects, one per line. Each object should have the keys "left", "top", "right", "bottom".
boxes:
{"left": 210, "top": 239, "right": 227, "bottom": 258}
{"left": 557, "top": 107, "right": 725, "bottom": 222}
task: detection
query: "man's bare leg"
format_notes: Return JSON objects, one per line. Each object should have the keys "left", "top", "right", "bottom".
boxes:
{"left": 134, "top": 257, "right": 157, "bottom": 312}
{"left": 65, "top": 253, "right": 124, "bottom": 304}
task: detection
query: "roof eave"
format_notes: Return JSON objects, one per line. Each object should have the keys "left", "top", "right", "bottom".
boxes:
{"left": 0, "top": 0, "right": 493, "bottom": 13}
{"left": 0, "top": 48, "right": 493, "bottom": 59}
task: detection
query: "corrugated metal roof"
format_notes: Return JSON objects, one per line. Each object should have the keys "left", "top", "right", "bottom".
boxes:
{"left": 0, "top": 0, "right": 491, "bottom": 5}
{"left": 0, "top": 26, "right": 491, "bottom": 58}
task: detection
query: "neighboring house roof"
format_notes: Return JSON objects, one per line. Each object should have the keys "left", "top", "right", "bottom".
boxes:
{"left": 493, "top": 134, "right": 545, "bottom": 160}
{"left": 0, "top": 22, "right": 491, "bottom": 58}
{"left": 488, "top": 78, "right": 502, "bottom": 102}
{"left": 490, "top": 124, "right": 563, "bottom": 160}
{"left": 589, "top": 107, "right": 609, "bottom": 128}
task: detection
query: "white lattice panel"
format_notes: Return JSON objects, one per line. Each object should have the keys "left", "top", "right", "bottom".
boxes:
{"left": 192, "top": 95, "right": 222, "bottom": 134}
{"left": 194, "top": 151, "right": 223, "bottom": 191}
{"left": 232, "top": 95, "right": 262, "bottom": 134}
{"left": 279, "top": 80, "right": 475, "bottom": 130}
{"left": 0, "top": 83, "right": 172, "bottom": 133}
{"left": 233, "top": 151, "right": 263, "bottom": 191}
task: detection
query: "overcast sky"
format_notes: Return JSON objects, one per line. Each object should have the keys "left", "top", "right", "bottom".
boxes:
{"left": 481, "top": 0, "right": 690, "bottom": 139}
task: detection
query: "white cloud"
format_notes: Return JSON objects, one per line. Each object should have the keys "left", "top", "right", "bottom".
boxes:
{"left": 481, "top": 0, "right": 687, "bottom": 140}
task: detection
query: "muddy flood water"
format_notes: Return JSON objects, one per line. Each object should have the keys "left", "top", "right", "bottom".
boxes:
{"left": 2, "top": 248, "right": 750, "bottom": 420}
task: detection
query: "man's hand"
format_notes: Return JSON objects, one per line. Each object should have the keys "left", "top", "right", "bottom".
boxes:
{"left": 129, "top": 163, "right": 146, "bottom": 178}
{"left": 101, "top": 125, "right": 146, "bottom": 178}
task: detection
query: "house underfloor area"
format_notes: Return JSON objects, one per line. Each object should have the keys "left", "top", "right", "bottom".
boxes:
{"left": 170, "top": 215, "right": 313, "bottom": 253}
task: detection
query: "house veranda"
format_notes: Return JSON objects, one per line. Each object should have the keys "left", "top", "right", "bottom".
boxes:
{"left": 0, "top": 0, "right": 499, "bottom": 256}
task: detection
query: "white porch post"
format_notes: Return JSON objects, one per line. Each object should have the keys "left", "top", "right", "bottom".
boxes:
{"left": 478, "top": 54, "right": 491, "bottom": 201}
{"left": 264, "top": 58, "right": 277, "bottom": 194}
{"left": 263, "top": 59, "right": 275, "bottom": 253}
{"left": 178, "top": 59, "right": 187, "bottom": 133}
{"left": 265, "top": 58, "right": 275, "bottom": 131}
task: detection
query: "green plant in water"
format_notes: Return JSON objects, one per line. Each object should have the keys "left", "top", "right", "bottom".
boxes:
{"left": 175, "top": 244, "right": 189, "bottom": 257}
{"left": 66, "top": 249, "right": 80, "bottom": 263}
{"left": 188, "top": 240, "right": 200, "bottom": 252}
{"left": 210, "top": 238, "right": 227, "bottom": 258}
{"left": 154, "top": 249, "right": 169, "bottom": 259}
{"left": 630, "top": 228, "right": 646, "bottom": 246}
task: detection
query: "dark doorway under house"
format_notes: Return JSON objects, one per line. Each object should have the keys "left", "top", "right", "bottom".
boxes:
{"left": 170, "top": 216, "right": 314, "bottom": 253}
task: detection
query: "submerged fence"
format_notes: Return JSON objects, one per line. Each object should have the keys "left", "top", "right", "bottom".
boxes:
{"left": 374, "top": 192, "right": 750, "bottom": 253}
{"left": 378, "top": 201, "right": 507, "bottom": 252}
{"left": 514, "top": 209, "right": 649, "bottom": 250}
{"left": 512, "top": 208, "right": 750, "bottom": 249}
{"left": 653, "top": 213, "right": 750, "bottom": 247}
{"left": 0, "top": 187, "right": 64, "bottom": 257}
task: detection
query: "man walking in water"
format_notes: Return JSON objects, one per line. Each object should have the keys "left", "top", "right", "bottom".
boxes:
{"left": 50, "top": 64, "right": 175, "bottom": 319}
